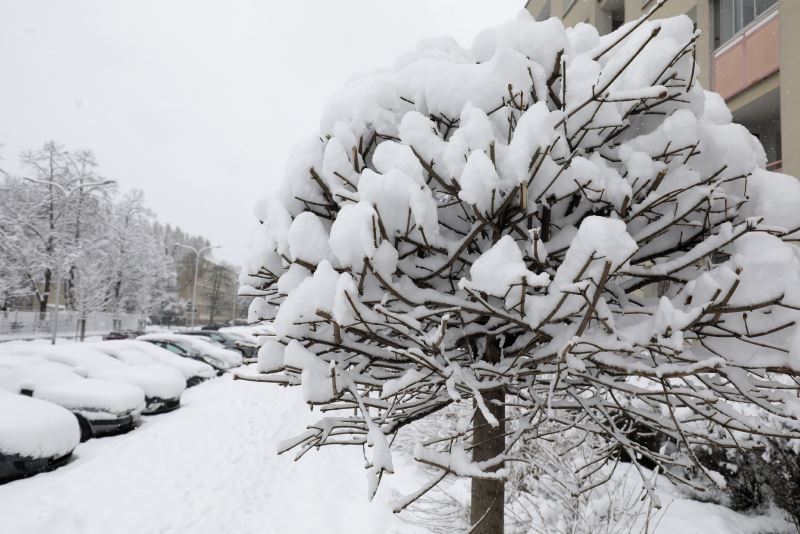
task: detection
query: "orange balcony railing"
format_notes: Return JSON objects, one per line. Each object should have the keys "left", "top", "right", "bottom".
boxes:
{"left": 767, "top": 160, "right": 783, "bottom": 172}
{"left": 713, "top": 6, "right": 780, "bottom": 101}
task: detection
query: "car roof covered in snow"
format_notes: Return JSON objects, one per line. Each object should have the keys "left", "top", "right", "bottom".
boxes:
{"left": 91, "top": 340, "right": 215, "bottom": 380}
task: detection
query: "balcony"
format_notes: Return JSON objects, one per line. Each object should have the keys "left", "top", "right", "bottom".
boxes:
{"left": 767, "top": 160, "right": 782, "bottom": 172}
{"left": 713, "top": 6, "right": 780, "bottom": 101}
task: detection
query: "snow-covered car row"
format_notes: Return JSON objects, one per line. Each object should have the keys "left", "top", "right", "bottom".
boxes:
{"left": 0, "top": 355, "right": 145, "bottom": 439}
{"left": 0, "top": 336, "right": 245, "bottom": 484}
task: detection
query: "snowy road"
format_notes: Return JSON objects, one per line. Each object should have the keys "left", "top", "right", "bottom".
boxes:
{"left": 0, "top": 374, "right": 426, "bottom": 534}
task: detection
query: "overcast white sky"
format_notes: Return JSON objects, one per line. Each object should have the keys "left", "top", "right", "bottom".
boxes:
{"left": 0, "top": 0, "right": 525, "bottom": 264}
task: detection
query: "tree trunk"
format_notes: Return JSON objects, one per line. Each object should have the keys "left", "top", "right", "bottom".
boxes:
{"left": 471, "top": 336, "right": 505, "bottom": 533}
{"left": 39, "top": 268, "right": 52, "bottom": 316}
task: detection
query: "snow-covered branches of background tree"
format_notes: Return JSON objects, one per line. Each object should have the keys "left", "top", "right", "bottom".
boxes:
{"left": 0, "top": 141, "right": 183, "bottom": 320}
{"left": 239, "top": 4, "right": 800, "bottom": 531}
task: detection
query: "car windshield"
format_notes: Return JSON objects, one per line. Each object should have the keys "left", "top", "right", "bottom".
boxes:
{"left": 197, "top": 336, "right": 224, "bottom": 346}
{"left": 164, "top": 342, "right": 187, "bottom": 355}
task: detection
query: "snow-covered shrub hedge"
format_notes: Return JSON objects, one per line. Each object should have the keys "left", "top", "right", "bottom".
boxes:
{"left": 693, "top": 446, "right": 764, "bottom": 510}
{"left": 240, "top": 3, "right": 800, "bottom": 530}
{"left": 695, "top": 440, "right": 800, "bottom": 528}
{"left": 761, "top": 440, "right": 800, "bottom": 530}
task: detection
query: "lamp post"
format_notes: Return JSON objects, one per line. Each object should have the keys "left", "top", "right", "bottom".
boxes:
{"left": 231, "top": 285, "right": 238, "bottom": 323}
{"left": 176, "top": 243, "right": 220, "bottom": 328}
{"left": 50, "top": 263, "right": 61, "bottom": 345}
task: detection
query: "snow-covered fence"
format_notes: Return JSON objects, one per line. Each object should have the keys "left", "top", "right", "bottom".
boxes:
{"left": 148, "top": 315, "right": 189, "bottom": 329}
{"left": 0, "top": 310, "right": 142, "bottom": 340}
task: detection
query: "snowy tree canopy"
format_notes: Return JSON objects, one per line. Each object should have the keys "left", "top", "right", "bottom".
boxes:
{"left": 0, "top": 142, "right": 185, "bottom": 319}
{"left": 240, "top": 5, "right": 800, "bottom": 517}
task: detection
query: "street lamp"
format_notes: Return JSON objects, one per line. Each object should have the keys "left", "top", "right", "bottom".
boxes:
{"left": 175, "top": 243, "right": 221, "bottom": 328}
{"left": 231, "top": 280, "right": 240, "bottom": 324}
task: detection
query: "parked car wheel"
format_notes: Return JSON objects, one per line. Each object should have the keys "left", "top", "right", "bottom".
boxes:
{"left": 74, "top": 414, "right": 93, "bottom": 442}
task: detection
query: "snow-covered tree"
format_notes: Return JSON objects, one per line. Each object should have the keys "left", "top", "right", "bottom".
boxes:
{"left": 0, "top": 251, "right": 27, "bottom": 310}
{"left": 104, "top": 190, "right": 178, "bottom": 323}
{"left": 240, "top": 6, "right": 800, "bottom": 531}
{"left": 0, "top": 143, "right": 182, "bottom": 328}
{"left": 0, "top": 142, "right": 115, "bottom": 315}
{"left": 1, "top": 142, "right": 73, "bottom": 314}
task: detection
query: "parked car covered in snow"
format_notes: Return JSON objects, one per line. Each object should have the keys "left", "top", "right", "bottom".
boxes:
{"left": 221, "top": 332, "right": 260, "bottom": 361}
{"left": 102, "top": 330, "right": 144, "bottom": 341}
{"left": 0, "top": 355, "right": 145, "bottom": 440}
{"left": 90, "top": 340, "right": 216, "bottom": 387}
{"left": 0, "top": 389, "right": 80, "bottom": 484}
{"left": 177, "top": 330, "right": 259, "bottom": 360}
{"left": 138, "top": 333, "right": 243, "bottom": 372}
{"left": 0, "top": 344, "right": 185, "bottom": 415}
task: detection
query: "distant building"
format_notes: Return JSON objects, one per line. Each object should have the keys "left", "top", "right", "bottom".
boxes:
{"left": 526, "top": 0, "right": 799, "bottom": 177}
{"left": 176, "top": 255, "right": 244, "bottom": 325}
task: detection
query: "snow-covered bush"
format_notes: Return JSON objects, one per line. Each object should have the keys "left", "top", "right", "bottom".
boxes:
{"left": 693, "top": 446, "right": 763, "bottom": 510}
{"left": 393, "top": 405, "right": 659, "bottom": 533}
{"left": 694, "top": 439, "right": 800, "bottom": 529}
{"left": 505, "top": 429, "right": 661, "bottom": 534}
{"left": 240, "top": 3, "right": 800, "bottom": 531}
{"left": 761, "top": 440, "right": 800, "bottom": 530}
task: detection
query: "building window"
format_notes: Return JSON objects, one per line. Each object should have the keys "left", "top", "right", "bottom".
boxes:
{"left": 536, "top": 0, "right": 551, "bottom": 20}
{"left": 715, "top": 0, "right": 778, "bottom": 47}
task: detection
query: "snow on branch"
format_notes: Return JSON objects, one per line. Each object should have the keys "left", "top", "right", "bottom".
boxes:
{"left": 238, "top": 8, "right": 800, "bottom": 511}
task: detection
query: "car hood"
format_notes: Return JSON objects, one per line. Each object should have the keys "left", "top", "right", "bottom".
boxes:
{"left": 34, "top": 378, "right": 145, "bottom": 416}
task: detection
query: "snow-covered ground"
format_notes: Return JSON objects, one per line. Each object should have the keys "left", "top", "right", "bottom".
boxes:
{"left": 0, "top": 373, "right": 792, "bottom": 534}
{"left": 0, "top": 374, "right": 426, "bottom": 534}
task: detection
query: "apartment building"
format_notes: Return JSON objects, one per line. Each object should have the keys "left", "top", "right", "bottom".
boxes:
{"left": 176, "top": 255, "right": 241, "bottom": 325}
{"left": 526, "top": 0, "right": 800, "bottom": 177}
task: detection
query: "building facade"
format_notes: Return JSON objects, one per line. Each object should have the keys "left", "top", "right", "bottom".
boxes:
{"left": 175, "top": 255, "right": 242, "bottom": 326}
{"left": 527, "top": 0, "right": 799, "bottom": 177}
